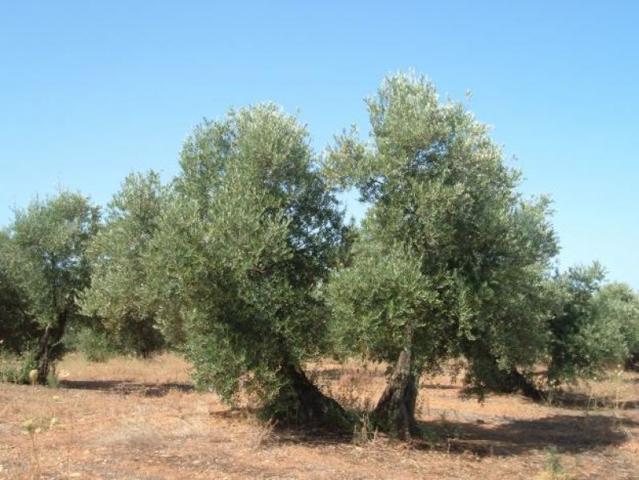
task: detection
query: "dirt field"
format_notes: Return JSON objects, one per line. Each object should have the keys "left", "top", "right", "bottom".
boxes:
{"left": 1, "top": 353, "right": 638, "bottom": 479}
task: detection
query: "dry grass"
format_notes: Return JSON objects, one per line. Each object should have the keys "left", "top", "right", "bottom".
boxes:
{"left": 1, "top": 353, "right": 637, "bottom": 479}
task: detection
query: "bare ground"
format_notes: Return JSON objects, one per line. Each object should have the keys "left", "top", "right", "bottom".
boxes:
{"left": 1, "top": 353, "right": 638, "bottom": 479}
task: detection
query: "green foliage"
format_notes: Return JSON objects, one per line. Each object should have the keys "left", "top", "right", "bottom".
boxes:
{"left": 1, "top": 71, "right": 634, "bottom": 409}
{"left": 543, "top": 446, "right": 566, "bottom": 479}
{"left": 46, "top": 368, "right": 60, "bottom": 388}
{"left": 0, "top": 349, "right": 37, "bottom": 384}
{"left": 593, "top": 282, "right": 639, "bottom": 368}
{"left": 7, "top": 192, "right": 99, "bottom": 322}
{"left": 326, "top": 72, "right": 558, "bottom": 396}
{"left": 546, "top": 264, "right": 611, "bottom": 383}
{"left": 328, "top": 240, "right": 441, "bottom": 369}
{"left": 0, "top": 233, "right": 38, "bottom": 354}
{"left": 80, "top": 171, "right": 166, "bottom": 357}
{"left": 547, "top": 267, "right": 639, "bottom": 382}
{"left": 0, "top": 191, "right": 100, "bottom": 381}
{"left": 65, "top": 326, "right": 116, "bottom": 362}
{"left": 147, "top": 104, "right": 347, "bottom": 425}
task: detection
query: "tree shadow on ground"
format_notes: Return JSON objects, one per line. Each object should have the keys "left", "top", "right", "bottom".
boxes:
{"left": 219, "top": 405, "right": 637, "bottom": 457}
{"left": 57, "top": 379, "right": 637, "bottom": 457}
{"left": 542, "top": 390, "right": 639, "bottom": 410}
{"left": 418, "top": 413, "right": 638, "bottom": 456}
{"left": 256, "top": 412, "right": 637, "bottom": 456}
{"left": 457, "top": 384, "right": 639, "bottom": 412}
{"left": 59, "top": 379, "right": 194, "bottom": 397}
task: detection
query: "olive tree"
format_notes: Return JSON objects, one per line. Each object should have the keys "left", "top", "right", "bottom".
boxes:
{"left": 593, "top": 282, "right": 639, "bottom": 371}
{"left": 147, "top": 105, "right": 350, "bottom": 429}
{"left": 326, "top": 73, "right": 557, "bottom": 436}
{"left": 546, "top": 265, "right": 639, "bottom": 383}
{"left": 80, "top": 171, "right": 166, "bottom": 357}
{"left": 0, "top": 192, "right": 100, "bottom": 382}
{"left": 0, "top": 232, "right": 38, "bottom": 355}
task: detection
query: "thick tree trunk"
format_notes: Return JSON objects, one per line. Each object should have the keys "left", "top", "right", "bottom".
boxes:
{"left": 503, "top": 367, "right": 545, "bottom": 401}
{"left": 372, "top": 349, "right": 419, "bottom": 439}
{"left": 264, "top": 362, "right": 351, "bottom": 432}
{"left": 35, "top": 324, "right": 53, "bottom": 384}
{"left": 477, "top": 366, "right": 545, "bottom": 401}
{"left": 34, "top": 311, "right": 68, "bottom": 384}
{"left": 625, "top": 353, "right": 639, "bottom": 371}
{"left": 467, "top": 344, "right": 546, "bottom": 402}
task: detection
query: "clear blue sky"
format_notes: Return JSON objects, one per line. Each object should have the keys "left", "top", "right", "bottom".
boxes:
{"left": 1, "top": 1, "right": 637, "bottom": 288}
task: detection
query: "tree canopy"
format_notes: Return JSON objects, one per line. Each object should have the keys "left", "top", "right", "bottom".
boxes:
{"left": 0, "top": 192, "right": 100, "bottom": 382}
{"left": 547, "top": 265, "right": 639, "bottom": 383}
{"left": 0, "top": 232, "right": 37, "bottom": 354}
{"left": 146, "top": 104, "right": 350, "bottom": 428}
{"left": 80, "top": 171, "right": 166, "bottom": 357}
{"left": 326, "top": 72, "right": 558, "bottom": 435}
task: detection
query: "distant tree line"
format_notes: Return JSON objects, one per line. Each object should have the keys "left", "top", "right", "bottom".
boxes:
{"left": 1, "top": 73, "right": 638, "bottom": 437}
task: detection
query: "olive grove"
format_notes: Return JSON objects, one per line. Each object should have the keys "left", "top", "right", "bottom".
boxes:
{"left": 1, "top": 73, "right": 638, "bottom": 438}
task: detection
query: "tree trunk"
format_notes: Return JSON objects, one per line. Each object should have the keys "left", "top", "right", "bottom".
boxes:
{"left": 480, "top": 365, "right": 545, "bottom": 401}
{"left": 625, "top": 353, "right": 639, "bottom": 371}
{"left": 372, "top": 349, "right": 419, "bottom": 439}
{"left": 34, "top": 311, "right": 68, "bottom": 384}
{"left": 465, "top": 344, "right": 545, "bottom": 402}
{"left": 506, "top": 368, "right": 545, "bottom": 401}
{"left": 264, "top": 362, "right": 351, "bottom": 432}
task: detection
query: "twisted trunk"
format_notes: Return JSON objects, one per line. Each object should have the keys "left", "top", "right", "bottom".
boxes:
{"left": 625, "top": 353, "right": 639, "bottom": 371}
{"left": 464, "top": 343, "right": 545, "bottom": 401}
{"left": 35, "top": 310, "right": 68, "bottom": 384}
{"left": 372, "top": 349, "right": 419, "bottom": 439}
{"left": 264, "top": 362, "right": 351, "bottom": 432}
{"left": 506, "top": 367, "right": 545, "bottom": 401}
{"left": 372, "top": 321, "right": 420, "bottom": 439}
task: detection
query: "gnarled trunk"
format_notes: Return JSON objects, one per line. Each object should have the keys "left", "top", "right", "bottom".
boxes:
{"left": 506, "top": 367, "right": 544, "bottom": 401}
{"left": 372, "top": 348, "right": 419, "bottom": 439}
{"left": 464, "top": 344, "right": 545, "bottom": 402}
{"left": 35, "top": 311, "right": 68, "bottom": 384}
{"left": 477, "top": 366, "right": 545, "bottom": 402}
{"left": 625, "top": 353, "right": 639, "bottom": 371}
{"left": 264, "top": 362, "right": 351, "bottom": 432}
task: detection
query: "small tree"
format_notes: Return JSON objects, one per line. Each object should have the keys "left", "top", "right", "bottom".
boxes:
{"left": 0, "top": 232, "right": 38, "bottom": 354}
{"left": 546, "top": 266, "right": 638, "bottom": 383}
{"left": 1, "top": 192, "right": 100, "bottom": 382}
{"left": 593, "top": 282, "right": 639, "bottom": 371}
{"left": 326, "top": 73, "right": 558, "bottom": 436}
{"left": 80, "top": 171, "right": 166, "bottom": 357}
{"left": 147, "top": 105, "right": 350, "bottom": 429}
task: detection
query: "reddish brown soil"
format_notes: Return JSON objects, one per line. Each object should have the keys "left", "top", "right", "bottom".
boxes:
{"left": 1, "top": 354, "right": 637, "bottom": 479}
